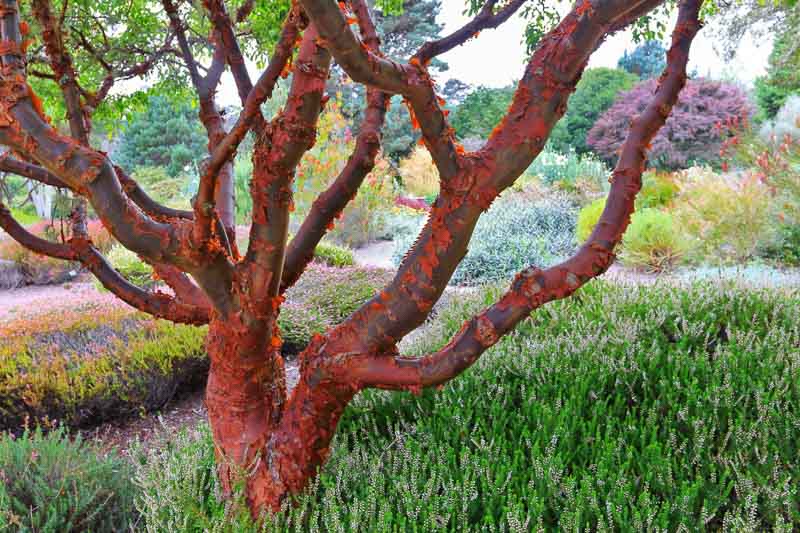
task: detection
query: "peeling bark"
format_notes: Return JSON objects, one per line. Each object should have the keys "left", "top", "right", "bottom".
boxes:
{"left": 0, "top": 0, "right": 709, "bottom": 517}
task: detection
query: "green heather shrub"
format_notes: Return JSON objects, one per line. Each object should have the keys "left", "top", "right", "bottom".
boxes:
{"left": 133, "top": 282, "right": 800, "bottom": 531}
{"left": 131, "top": 425, "right": 255, "bottom": 531}
{"left": 395, "top": 193, "right": 577, "bottom": 286}
{"left": 0, "top": 426, "right": 136, "bottom": 532}
{"left": 619, "top": 208, "right": 687, "bottom": 271}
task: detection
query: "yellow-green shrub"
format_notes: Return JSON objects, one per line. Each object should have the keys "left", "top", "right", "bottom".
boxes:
{"left": 637, "top": 170, "right": 679, "bottom": 209}
{"left": 398, "top": 146, "right": 439, "bottom": 199}
{"left": 620, "top": 208, "right": 687, "bottom": 271}
{"left": 674, "top": 167, "right": 775, "bottom": 263}
{"left": 576, "top": 198, "right": 606, "bottom": 243}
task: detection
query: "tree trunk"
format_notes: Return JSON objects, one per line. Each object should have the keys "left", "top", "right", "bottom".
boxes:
{"left": 205, "top": 318, "right": 355, "bottom": 513}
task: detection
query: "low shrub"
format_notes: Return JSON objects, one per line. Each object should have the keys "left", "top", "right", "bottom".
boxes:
{"left": 130, "top": 166, "right": 189, "bottom": 206}
{"left": 0, "top": 426, "right": 136, "bottom": 531}
{"left": 575, "top": 197, "right": 605, "bottom": 243}
{"left": 133, "top": 282, "right": 800, "bottom": 531}
{"left": 525, "top": 148, "right": 610, "bottom": 188}
{"left": 619, "top": 208, "right": 687, "bottom": 271}
{"left": 287, "top": 265, "right": 392, "bottom": 326}
{"left": 673, "top": 168, "right": 775, "bottom": 264}
{"left": 0, "top": 305, "right": 209, "bottom": 432}
{"left": 577, "top": 200, "right": 687, "bottom": 271}
{"left": 759, "top": 223, "right": 800, "bottom": 266}
{"left": 395, "top": 193, "right": 577, "bottom": 286}
{"left": 0, "top": 260, "right": 25, "bottom": 290}
{"left": 311, "top": 241, "right": 354, "bottom": 268}
{"left": 637, "top": 170, "right": 680, "bottom": 209}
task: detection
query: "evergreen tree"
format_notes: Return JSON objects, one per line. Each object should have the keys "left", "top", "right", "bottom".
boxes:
{"left": 754, "top": 17, "right": 800, "bottom": 119}
{"left": 114, "top": 95, "right": 207, "bottom": 177}
{"left": 451, "top": 86, "right": 515, "bottom": 140}
{"left": 618, "top": 40, "right": 667, "bottom": 79}
{"left": 549, "top": 68, "right": 639, "bottom": 154}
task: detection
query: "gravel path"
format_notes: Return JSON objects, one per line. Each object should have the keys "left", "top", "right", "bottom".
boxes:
{"left": 0, "top": 278, "right": 125, "bottom": 323}
{"left": 354, "top": 240, "right": 396, "bottom": 269}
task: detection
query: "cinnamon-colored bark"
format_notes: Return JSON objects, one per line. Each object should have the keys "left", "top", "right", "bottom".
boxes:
{"left": 0, "top": 0, "right": 707, "bottom": 517}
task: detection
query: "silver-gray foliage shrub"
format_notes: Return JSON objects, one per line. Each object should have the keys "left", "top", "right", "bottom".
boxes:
{"left": 393, "top": 193, "right": 578, "bottom": 286}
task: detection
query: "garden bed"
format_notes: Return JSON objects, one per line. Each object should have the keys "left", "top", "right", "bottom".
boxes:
{"left": 0, "top": 265, "right": 392, "bottom": 432}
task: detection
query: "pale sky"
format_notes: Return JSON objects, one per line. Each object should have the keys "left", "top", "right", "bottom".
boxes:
{"left": 430, "top": 0, "right": 772, "bottom": 88}
{"left": 213, "top": 0, "right": 772, "bottom": 105}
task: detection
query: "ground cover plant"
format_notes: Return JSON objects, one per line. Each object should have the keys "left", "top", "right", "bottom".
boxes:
{"left": 0, "top": 0, "right": 788, "bottom": 518}
{"left": 0, "top": 426, "right": 137, "bottom": 531}
{"left": 131, "top": 281, "right": 800, "bottom": 530}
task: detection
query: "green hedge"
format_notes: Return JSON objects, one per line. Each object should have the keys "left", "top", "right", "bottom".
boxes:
{"left": 0, "top": 266, "right": 392, "bottom": 432}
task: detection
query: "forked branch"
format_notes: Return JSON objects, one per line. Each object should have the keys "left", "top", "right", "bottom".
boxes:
{"left": 345, "top": 0, "right": 704, "bottom": 391}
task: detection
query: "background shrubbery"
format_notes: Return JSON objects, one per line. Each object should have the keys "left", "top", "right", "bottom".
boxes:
{"left": 589, "top": 78, "right": 752, "bottom": 170}
{"left": 394, "top": 193, "right": 577, "bottom": 286}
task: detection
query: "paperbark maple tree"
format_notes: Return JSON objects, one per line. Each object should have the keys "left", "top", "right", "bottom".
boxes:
{"left": 0, "top": 0, "right": 706, "bottom": 515}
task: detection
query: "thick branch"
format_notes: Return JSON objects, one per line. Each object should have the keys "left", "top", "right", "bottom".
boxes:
{"left": 300, "top": 0, "right": 462, "bottom": 179}
{"left": 195, "top": 6, "right": 304, "bottom": 236}
{"left": 152, "top": 263, "right": 211, "bottom": 310}
{"left": 345, "top": 0, "right": 704, "bottom": 391}
{"left": 203, "top": 0, "right": 255, "bottom": 104}
{"left": 31, "top": 0, "right": 89, "bottom": 143}
{"left": 317, "top": 0, "right": 671, "bottom": 355}
{"left": 244, "top": 24, "right": 331, "bottom": 309}
{"left": 0, "top": 152, "right": 71, "bottom": 189}
{"left": 0, "top": 3, "right": 196, "bottom": 271}
{"left": 280, "top": 0, "right": 389, "bottom": 292}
